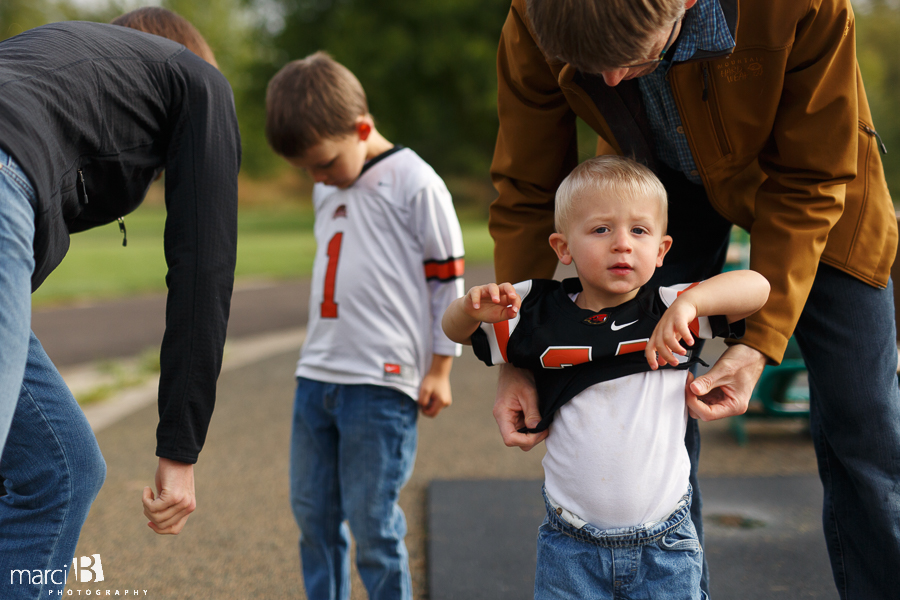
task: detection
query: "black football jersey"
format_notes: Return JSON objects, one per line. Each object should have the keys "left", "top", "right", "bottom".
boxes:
{"left": 470, "top": 278, "right": 744, "bottom": 432}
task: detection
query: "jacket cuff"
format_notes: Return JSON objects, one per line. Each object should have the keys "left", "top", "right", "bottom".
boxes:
{"left": 726, "top": 319, "right": 789, "bottom": 366}
{"left": 156, "top": 447, "right": 199, "bottom": 465}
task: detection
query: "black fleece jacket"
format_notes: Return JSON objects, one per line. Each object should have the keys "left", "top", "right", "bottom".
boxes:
{"left": 0, "top": 22, "right": 241, "bottom": 464}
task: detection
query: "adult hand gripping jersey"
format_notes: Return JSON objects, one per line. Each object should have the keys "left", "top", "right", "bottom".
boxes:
{"left": 470, "top": 278, "right": 744, "bottom": 432}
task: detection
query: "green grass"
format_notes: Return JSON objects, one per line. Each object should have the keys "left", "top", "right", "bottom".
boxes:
{"left": 31, "top": 205, "right": 493, "bottom": 306}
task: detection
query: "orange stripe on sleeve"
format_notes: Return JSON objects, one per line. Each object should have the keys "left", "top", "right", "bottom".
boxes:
{"left": 493, "top": 320, "right": 511, "bottom": 363}
{"left": 676, "top": 283, "right": 702, "bottom": 338}
{"left": 424, "top": 258, "right": 465, "bottom": 280}
{"left": 688, "top": 318, "right": 701, "bottom": 337}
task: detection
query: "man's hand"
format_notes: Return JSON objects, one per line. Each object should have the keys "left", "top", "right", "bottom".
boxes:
{"left": 686, "top": 344, "right": 768, "bottom": 420}
{"left": 142, "top": 457, "right": 197, "bottom": 535}
{"left": 493, "top": 364, "right": 548, "bottom": 451}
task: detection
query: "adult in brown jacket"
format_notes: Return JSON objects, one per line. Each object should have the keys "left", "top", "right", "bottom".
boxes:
{"left": 490, "top": 0, "right": 900, "bottom": 596}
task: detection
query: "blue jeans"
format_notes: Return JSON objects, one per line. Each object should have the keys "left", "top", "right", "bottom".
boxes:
{"left": 0, "top": 334, "right": 107, "bottom": 599}
{"left": 535, "top": 486, "right": 706, "bottom": 600}
{"left": 0, "top": 150, "right": 107, "bottom": 600}
{"left": 290, "top": 378, "right": 418, "bottom": 600}
{"left": 653, "top": 164, "right": 900, "bottom": 598}
{"left": 0, "top": 148, "right": 35, "bottom": 454}
{"left": 793, "top": 264, "right": 900, "bottom": 598}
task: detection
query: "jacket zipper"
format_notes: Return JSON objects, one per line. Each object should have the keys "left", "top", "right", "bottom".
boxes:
{"left": 117, "top": 217, "right": 127, "bottom": 247}
{"left": 77, "top": 169, "right": 89, "bottom": 204}
{"left": 701, "top": 63, "right": 710, "bottom": 101}
{"left": 693, "top": 63, "right": 730, "bottom": 157}
{"left": 77, "top": 168, "right": 127, "bottom": 246}
{"left": 860, "top": 123, "right": 887, "bottom": 155}
{"left": 703, "top": 63, "right": 730, "bottom": 156}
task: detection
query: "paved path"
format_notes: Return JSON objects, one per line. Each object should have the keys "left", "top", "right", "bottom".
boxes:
{"left": 29, "top": 266, "right": 831, "bottom": 599}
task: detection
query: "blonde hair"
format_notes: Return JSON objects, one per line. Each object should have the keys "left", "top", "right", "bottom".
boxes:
{"left": 112, "top": 7, "right": 218, "bottom": 68}
{"left": 555, "top": 156, "right": 668, "bottom": 233}
{"left": 265, "top": 51, "right": 369, "bottom": 158}
{"left": 526, "top": 0, "right": 684, "bottom": 73}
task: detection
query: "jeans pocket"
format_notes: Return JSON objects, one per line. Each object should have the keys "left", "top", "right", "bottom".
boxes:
{"left": 659, "top": 521, "right": 701, "bottom": 553}
{"left": 0, "top": 152, "right": 36, "bottom": 200}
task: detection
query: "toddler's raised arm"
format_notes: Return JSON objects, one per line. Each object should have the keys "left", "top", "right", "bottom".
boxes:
{"left": 646, "top": 271, "right": 770, "bottom": 369}
{"left": 442, "top": 283, "right": 521, "bottom": 345}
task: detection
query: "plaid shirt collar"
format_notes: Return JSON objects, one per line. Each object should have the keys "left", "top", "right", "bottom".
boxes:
{"left": 669, "top": 0, "right": 735, "bottom": 65}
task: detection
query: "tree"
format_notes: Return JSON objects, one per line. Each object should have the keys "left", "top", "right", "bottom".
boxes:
{"left": 271, "top": 0, "right": 510, "bottom": 177}
{"left": 855, "top": 0, "right": 900, "bottom": 196}
{"left": 1, "top": 0, "right": 58, "bottom": 41}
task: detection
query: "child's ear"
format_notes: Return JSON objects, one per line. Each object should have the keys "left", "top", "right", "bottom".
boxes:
{"left": 355, "top": 115, "right": 373, "bottom": 141}
{"left": 657, "top": 235, "right": 673, "bottom": 267}
{"left": 549, "top": 232, "right": 573, "bottom": 265}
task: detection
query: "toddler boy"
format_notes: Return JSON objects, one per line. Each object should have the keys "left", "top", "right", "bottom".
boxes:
{"left": 443, "top": 156, "right": 768, "bottom": 599}
{"left": 266, "top": 52, "right": 465, "bottom": 600}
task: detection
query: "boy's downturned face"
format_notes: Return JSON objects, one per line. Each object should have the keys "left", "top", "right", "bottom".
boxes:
{"left": 288, "top": 131, "right": 368, "bottom": 189}
{"left": 550, "top": 190, "right": 672, "bottom": 309}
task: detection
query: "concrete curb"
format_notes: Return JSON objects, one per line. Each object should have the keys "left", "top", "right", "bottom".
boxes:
{"left": 77, "top": 327, "right": 306, "bottom": 432}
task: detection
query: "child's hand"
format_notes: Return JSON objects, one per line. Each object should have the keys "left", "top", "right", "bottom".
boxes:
{"left": 462, "top": 283, "right": 521, "bottom": 323}
{"left": 442, "top": 283, "right": 520, "bottom": 345}
{"left": 645, "top": 298, "right": 698, "bottom": 369}
{"left": 418, "top": 372, "right": 452, "bottom": 418}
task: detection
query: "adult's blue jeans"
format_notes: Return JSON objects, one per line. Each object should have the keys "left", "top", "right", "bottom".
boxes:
{"left": 0, "top": 149, "right": 107, "bottom": 599}
{"left": 793, "top": 264, "right": 900, "bottom": 599}
{"left": 0, "top": 148, "right": 35, "bottom": 454}
{"left": 290, "top": 377, "right": 418, "bottom": 600}
{"left": 1, "top": 334, "right": 107, "bottom": 599}
{"left": 653, "top": 161, "right": 900, "bottom": 598}
{"left": 535, "top": 486, "right": 706, "bottom": 600}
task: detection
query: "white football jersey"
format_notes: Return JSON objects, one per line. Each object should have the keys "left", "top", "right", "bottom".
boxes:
{"left": 296, "top": 147, "right": 464, "bottom": 400}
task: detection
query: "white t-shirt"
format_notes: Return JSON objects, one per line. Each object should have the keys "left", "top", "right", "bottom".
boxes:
{"left": 543, "top": 368, "right": 691, "bottom": 530}
{"left": 296, "top": 147, "right": 464, "bottom": 400}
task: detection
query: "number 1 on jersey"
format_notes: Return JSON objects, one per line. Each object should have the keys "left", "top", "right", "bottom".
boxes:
{"left": 321, "top": 232, "right": 343, "bottom": 318}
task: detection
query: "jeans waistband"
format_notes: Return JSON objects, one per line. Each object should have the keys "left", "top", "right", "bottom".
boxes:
{"left": 0, "top": 147, "right": 36, "bottom": 201}
{"left": 542, "top": 484, "right": 693, "bottom": 548}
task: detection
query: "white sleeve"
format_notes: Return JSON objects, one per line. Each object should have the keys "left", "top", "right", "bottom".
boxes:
{"left": 658, "top": 283, "right": 715, "bottom": 339}
{"left": 412, "top": 182, "right": 465, "bottom": 357}
{"left": 474, "top": 280, "right": 533, "bottom": 366}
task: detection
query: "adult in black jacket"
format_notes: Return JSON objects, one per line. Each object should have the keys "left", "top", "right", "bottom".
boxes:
{"left": 0, "top": 13, "right": 239, "bottom": 598}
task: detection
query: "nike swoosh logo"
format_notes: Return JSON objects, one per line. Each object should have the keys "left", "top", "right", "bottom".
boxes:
{"left": 610, "top": 320, "right": 638, "bottom": 331}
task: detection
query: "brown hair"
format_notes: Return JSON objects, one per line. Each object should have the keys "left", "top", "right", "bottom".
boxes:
{"left": 555, "top": 156, "right": 668, "bottom": 233}
{"left": 265, "top": 51, "right": 369, "bottom": 158}
{"left": 526, "top": 0, "right": 683, "bottom": 73}
{"left": 112, "top": 7, "right": 218, "bottom": 68}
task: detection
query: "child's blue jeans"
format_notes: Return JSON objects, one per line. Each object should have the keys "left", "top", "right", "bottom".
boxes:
{"left": 535, "top": 486, "right": 706, "bottom": 600}
{"left": 290, "top": 377, "right": 418, "bottom": 600}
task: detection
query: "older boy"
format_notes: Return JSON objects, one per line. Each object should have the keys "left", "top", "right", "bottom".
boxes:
{"left": 491, "top": 1, "right": 900, "bottom": 596}
{"left": 266, "top": 52, "right": 465, "bottom": 600}
{"left": 444, "top": 156, "right": 768, "bottom": 599}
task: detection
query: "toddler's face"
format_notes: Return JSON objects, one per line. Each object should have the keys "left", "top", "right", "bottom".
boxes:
{"left": 288, "top": 132, "right": 367, "bottom": 189}
{"left": 554, "top": 190, "right": 671, "bottom": 305}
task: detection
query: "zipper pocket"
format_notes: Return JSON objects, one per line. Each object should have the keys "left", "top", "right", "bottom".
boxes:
{"left": 77, "top": 169, "right": 89, "bottom": 205}
{"left": 700, "top": 63, "right": 731, "bottom": 157}
{"left": 117, "top": 217, "right": 127, "bottom": 247}
{"left": 859, "top": 122, "right": 887, "bottom": 155}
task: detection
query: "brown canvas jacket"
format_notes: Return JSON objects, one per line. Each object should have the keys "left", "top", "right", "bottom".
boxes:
{"left": 490, "top": 0, "right": 896, "bottom": 363}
